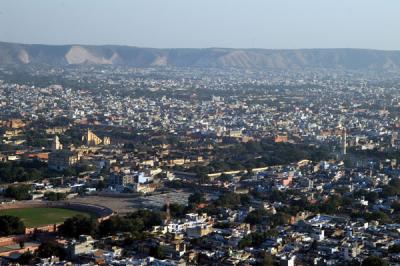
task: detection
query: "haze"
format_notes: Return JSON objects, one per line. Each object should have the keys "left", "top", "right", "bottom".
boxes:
{"left": 0, "top": 0, "right": 400, "bottom": 50}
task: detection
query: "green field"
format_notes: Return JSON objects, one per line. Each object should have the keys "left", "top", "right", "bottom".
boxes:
{"left": 0, "top": 207, "right": 95, "bottom": 227}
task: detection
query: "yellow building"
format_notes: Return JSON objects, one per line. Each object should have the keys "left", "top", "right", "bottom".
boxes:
{"left": 82, "top": 129, "right": 110, "bottom": 146}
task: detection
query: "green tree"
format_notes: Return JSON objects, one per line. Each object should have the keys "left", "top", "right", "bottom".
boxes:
{"left": 389, "top": 244, "right": 400, "bottom": 253}
{"left": 163, "top": 203, "right": 186, "bottom": 218}
{"left": 44, "top": 192, "right": 66, "bottom": 201}
{"left": 245, "top": 209, "right": 268, "bottom": 225}
{"left": 216, "top": 192, "right": 241, "bottom": 208}
{"left": 319, "top": 195, "right": 343, "bottom": 214}
{"left": 126, "top": 209, "right": 163, "bottom": 230}
{"left": 361, "top": 256, "right": 387, "bottom": 266}
{"left": 36, "top": 241, "right": 65, "bottom": 258}
{"left": 392, "top": 201, "right": 400, "bottom": 212}
{"left": 219, "top": 174, "right": 233, "bottom": 183}
{"left": 262, "top": 253, "right": 274, "bottom": 266}
{"left": 17, "top": 251, "right": 34, "bottom": 265}
{"left": 0, "top": 215, "right": 25, "bottom": 236}
{"left": 98, "top": 210, "right": 163, "bottom": 238}
{"left": 238, "top": 235, "right": 252, "bottom": 248}
{"left": 58, "top": 215, "right": 97, "bottom": 238}
{"left": 197, "top": 173, "right": 210, "bottom": 184}
{"left": 98, "top": 215, "right": 144, "bottom": 237}
{"left": 5, "top": 184, "right": 32, "bottom": 200}
{"left": 270, "top": 212, "right": 291, "bottom": 226}
{"left": 188, "top": 192, "right": 206, "bottom": 205}
{"left": 149, "top": 245, "right": 165, "bottom": 259}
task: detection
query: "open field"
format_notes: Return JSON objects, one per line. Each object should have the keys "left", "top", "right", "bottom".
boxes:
{"left": 0, "top": 207, "right": 94, "bottom": 227}
{"left": 68, "top": 190, "right": 190, "bottom": 214}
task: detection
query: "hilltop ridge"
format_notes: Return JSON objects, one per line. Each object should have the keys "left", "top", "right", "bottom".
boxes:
{"left": 1, "top": 42, "right": 400, "bottom": 71}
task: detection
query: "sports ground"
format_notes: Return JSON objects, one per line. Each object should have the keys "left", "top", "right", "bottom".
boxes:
{"left": 0, "top": 207, "right": 94, "bottom": 227}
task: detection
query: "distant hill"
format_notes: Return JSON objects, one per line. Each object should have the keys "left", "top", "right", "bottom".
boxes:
{"left": 1, "top": 41, "right": 400, "bottom": 71}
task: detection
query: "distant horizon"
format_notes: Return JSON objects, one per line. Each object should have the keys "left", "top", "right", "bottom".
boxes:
{"left": 1, "top": 0, "right": 400, "bottom": 51}
{"left": 1, "top": 40, "right": 400, "bottom": 52}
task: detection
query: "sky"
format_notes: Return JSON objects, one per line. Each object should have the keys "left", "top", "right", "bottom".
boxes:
{"left": 0, "top": 0, "right": 399, "bottom": 50}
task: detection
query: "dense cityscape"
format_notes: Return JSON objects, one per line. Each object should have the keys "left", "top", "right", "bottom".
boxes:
{"left": 0, "top": 64, "right": 398, "bottom": 265}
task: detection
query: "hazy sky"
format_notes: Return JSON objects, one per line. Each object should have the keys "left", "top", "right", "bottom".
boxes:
{"left": 0, "top": 0, "right": 399, "bottom": 50}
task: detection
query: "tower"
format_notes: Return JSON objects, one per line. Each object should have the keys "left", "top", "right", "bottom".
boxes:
{"left": 52, "top": 135, "right": 63, "bottom": 151}
{"left": 342, "top": 128, "right": 347, "bottom": 155}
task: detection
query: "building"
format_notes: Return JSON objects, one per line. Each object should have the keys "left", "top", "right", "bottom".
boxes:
{"left": 280, "top": 256, "right": 295, "bottom": 266}
{"left": 103, "top": 136, "right": 111, "bottom": 145}
{"left": 51, "top": 135, "right": 63, "bottom": 151}
{"left": 186, "top": 224, "right": 213, "bottom": 238}
{"left": 82, "top": 129, "right": 110, "bottom": 146}
{"left": 109, "top": 173, "right": 134, "bottom": 188}
{"left": 275, "top": 133, "right": 289, "bottom": 143}
{"left": 9, "top": 119, "right": 25, "bottom": 129}
{"left": 160, "top": 236, "right": 186, "bottom": 259}
{"left": 48, "top": 150, "right": 80, "bottom": 171}
{"left": 82, "top": 129, "right": 103, "bottom": 146}
{"left": 66, "top": 235, "right": 95, "bottom": 258}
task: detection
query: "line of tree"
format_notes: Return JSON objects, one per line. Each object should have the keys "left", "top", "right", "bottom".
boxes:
{"left": 0, "top": 160, "right": 48, "bottom": 183}
{"left": 4, "top": 184, "right": 32, "bottom": 200}
{"left": 58, "top": 209, "right": 164, "bottom": 239}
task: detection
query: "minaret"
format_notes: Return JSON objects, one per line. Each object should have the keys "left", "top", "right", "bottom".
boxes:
{"left": 342, "top": 128, "right": 347, "bottom": 155}
{"left": 52, "top": 135, "right": 63, "bottom": 151}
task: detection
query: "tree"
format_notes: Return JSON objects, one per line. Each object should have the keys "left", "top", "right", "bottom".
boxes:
{"left": 215, "top": 192, "right": 241, "bottom": 208}
{"left": 219, "top": 174, "right": 233, "bottom": 183}
{"left": 126, "top": 209, "right": 163, "bottom": 230}
{"left": 261, "top": 253, "right": 274, "bottom": 266}
{"left": 98, "top": 215, "right": 142, "bottom": 237}
{"left": 238, "top": 230, "right": 279, "bottom": 248}
{"left": 245, "top": 209, "right": 268, "bottom": 225}
{"left": 98, "top": 217, "right": 120, "bottom": 237}
{"left": 0, "top": 160, "right": 47, "bottom": 183}
{"left": 367, "top": 211, "right": 391, "bottom": 224}
{"left": 163, "top": 203, "right": 187, "bottom": 218}
{"left": 149, "top": 245, "right": 164, "bottom": 259}
{"left": 362, "top": 256, "right": 387, "bottom": 266}
{"left": 17, "top": 251, "right": 34, "bottom": 265}
{"left": 58, "top": 215, "right": 97, "bottom": 238}
{"left": 365, "top": 192, "right": 379, "bottom": 203}
{"left": 98, "top": 210, "right": 163, "bottom": 238}
{"left": 392, "top": 201, "right": 400, "bottom": 212}
{"left": 5, "top": 184, "right": 32, "bottom": 200}
{"left": 197, "top": 173, "right": 210, "bottom": 184}
{"left": 188, "top": 192, "right": 206, "bottom": 205}
{"left": 270, "top": 212, "right": 291, "bottom": 226}
{"left": 44, "top": 192, "right": 66, "bottom": 201}
{"left": 238, "top": 235, "right": 252, "bottom": 248}
{"left": 36, "top": 241, "right": 65, "bottom": 258}
{"left": 389, "top": 244, "right": 400, "bottom": 253}
{"left": 319, "top": 195, "right": 343, "bottom": 214}
{"left": 0, "top": 215, "right": 25, "bottom": 236}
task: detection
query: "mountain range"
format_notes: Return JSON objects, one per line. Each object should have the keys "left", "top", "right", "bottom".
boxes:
{"left": 1, "top": 41, "right": 400, "bottom": 71}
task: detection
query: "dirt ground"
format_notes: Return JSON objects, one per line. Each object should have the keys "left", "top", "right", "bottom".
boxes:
{"left": 67, "top": 189, "right": 190, "bottom": 214}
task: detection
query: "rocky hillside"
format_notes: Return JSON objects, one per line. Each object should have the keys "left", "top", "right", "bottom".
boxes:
{"left": 1, "top": 42, "right": 400, "bottom": 71}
